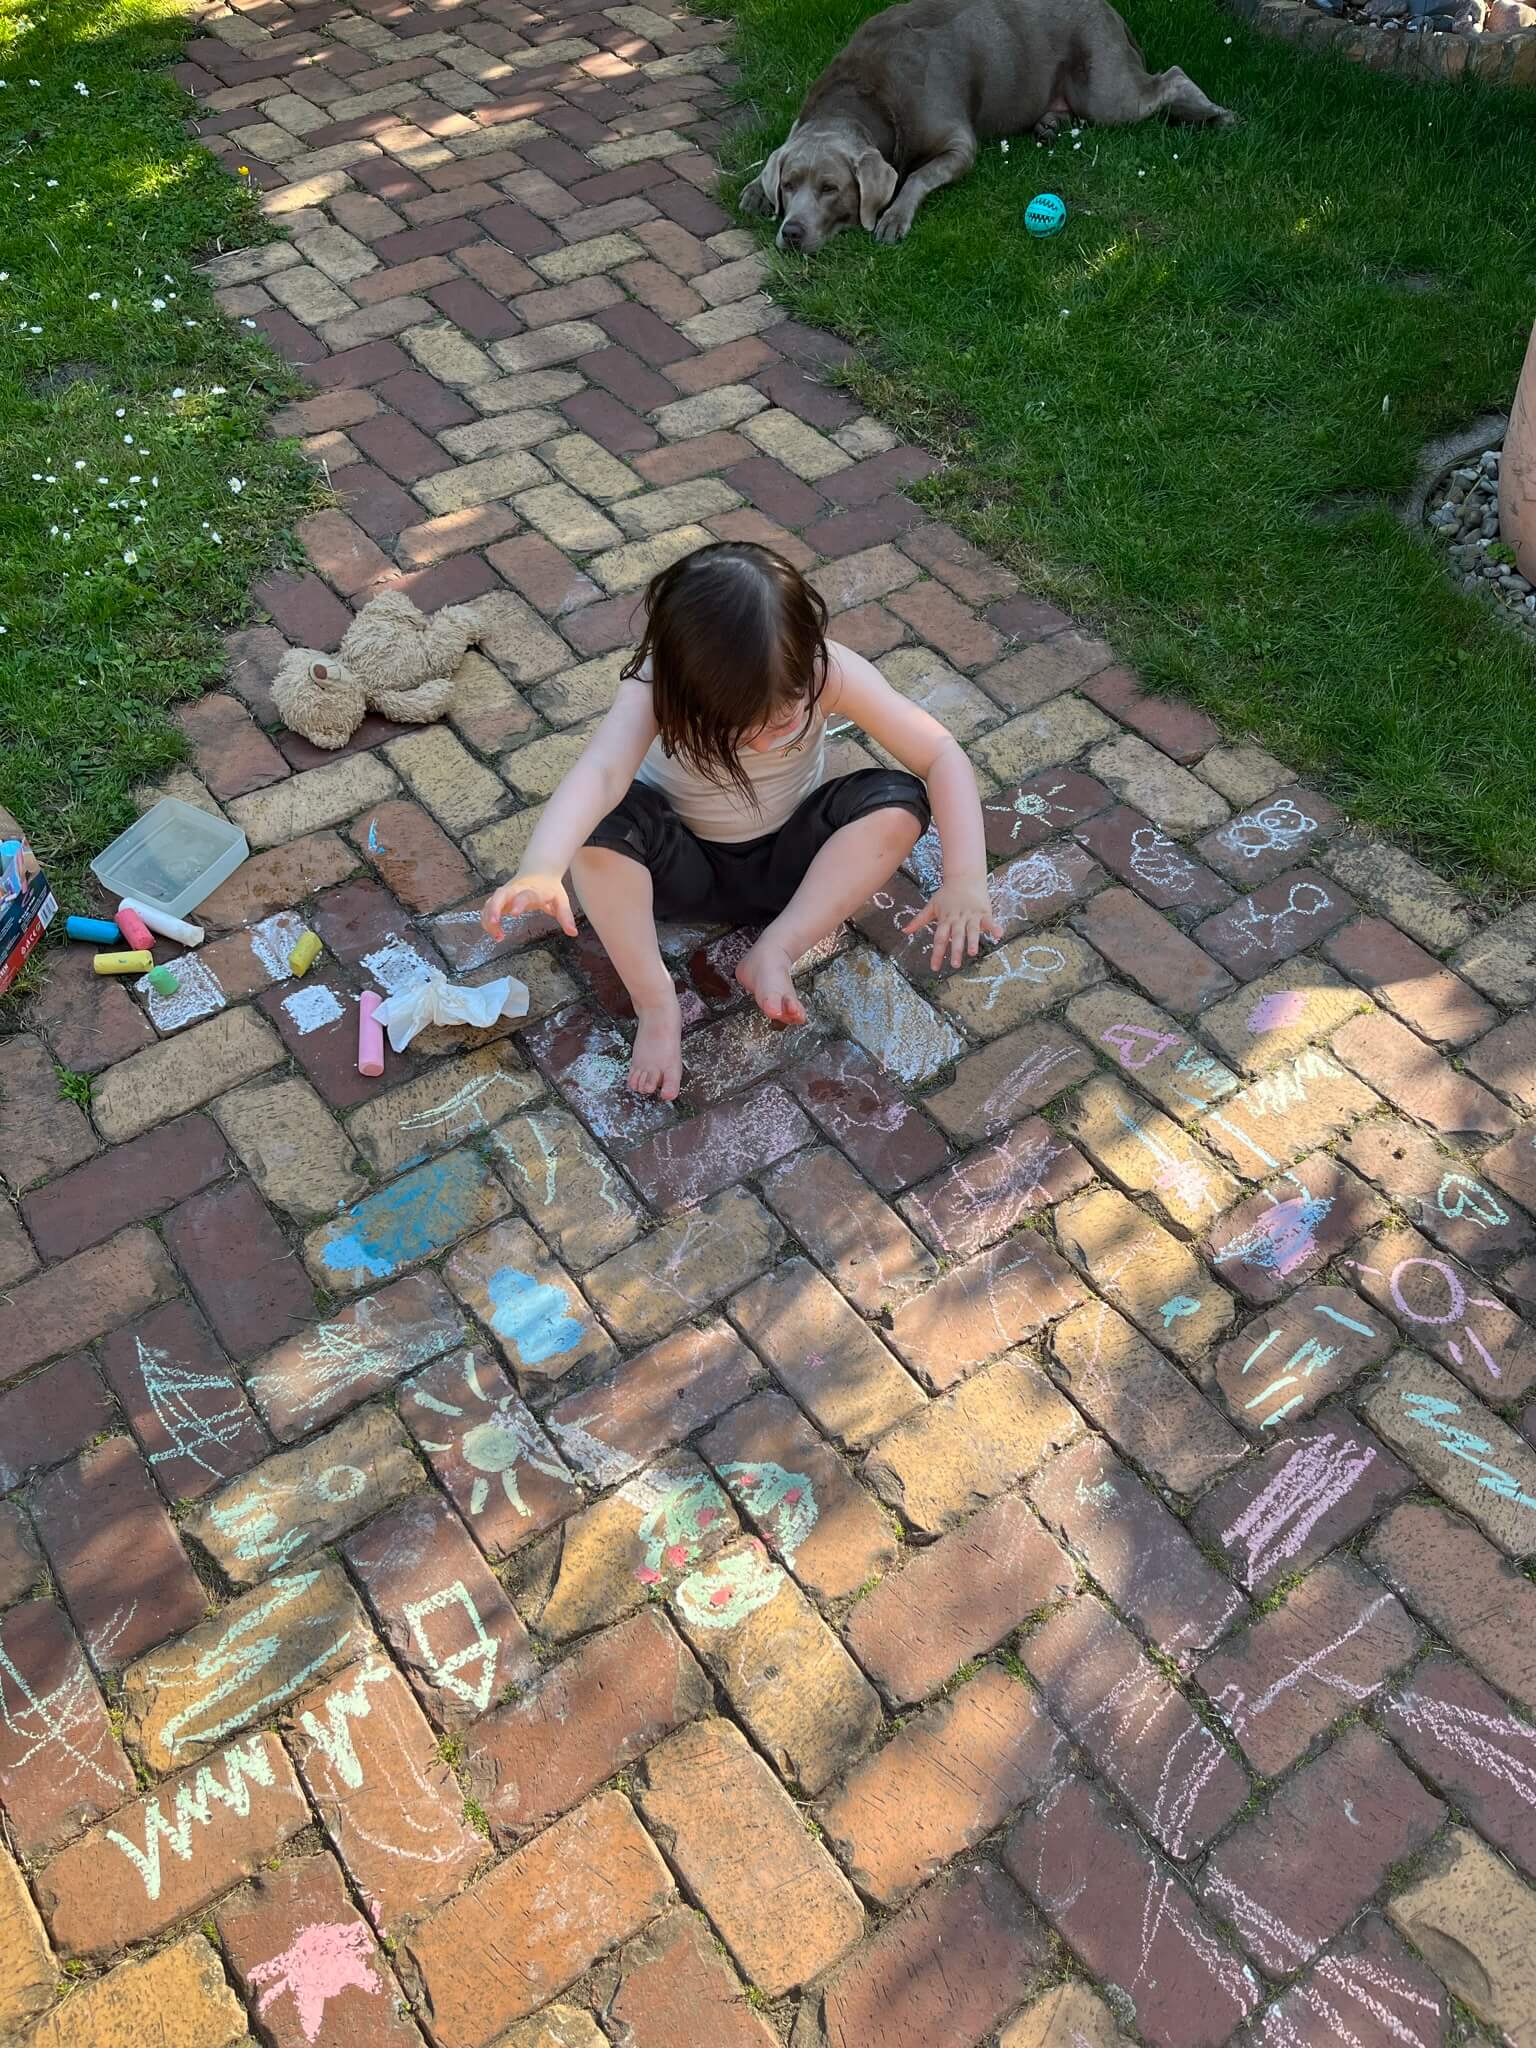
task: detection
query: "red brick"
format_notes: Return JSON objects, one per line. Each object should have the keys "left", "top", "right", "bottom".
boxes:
{"left": 845, "top": 1493, "right": 1074, "bottom": 1706}
{"left": 899, "top": 521, "right": 1018, "bottom": 605}
{"left": 0, "top": 1356, "right": 111, "bottom": 1492}
{"left": 779, "top": 1039, "right": 949, "bottom": 1194}
{"left": 466, "top": 1606, "right": 707, "bottom": 1843}
{"left": 1323, "top": 915, "right": 1496, "bottom": 1047}
{"left": 1074, "top": 803, "right": 1233, "bottom": 913}
{"left": 253, "top": 567, "right": 355, "bottom": 650}
{"left": 1379, "top": 1654, "right": 1536, "bottom": 1879}
{"left": 1247, "top": 1912, "right": 1450, "bottom": 2048}
{"left": 825, "top": 446, "right": 939, "bottom": 508}
{"left": 272, "top": 387, "right": 383, "bottom": 436}
{"left": 484, "top": 531, "right": 601, "bottom": 615}
{"left": 35, "top": 1730, "right": 308, "bottom": 1959}
{"left": 1006, "top": 1776, "right": 1258, "bottom": 2048}
{"left": 0, "top": 1597, "right": 135, "bottom": 1856}
{"left": 763, "top": 1144, "right": 936, "bottom": 1317}
{"left": 887, "top": 1232, "right": 1085, "bottom": 1389}
{"left": 700, "top": 1389, "right": 897, "bottom": 1602}
{"left": 286, "top": 1652, "right": 482, "bottom": 1936}
{"left": 301, "top": 338, "right": 413, "bottom": 391}
{"left": 374, "top": 366, "right": 475, "bottom": 431}
{"left": 620, "top": 255, "right": 706, "bottom": 324}
{"left": 21, "top": 942, "right": 154, "bottom": 1075}
{"left": 1365, "top": 1499, "right": 1536, "bottom": 1716}
{"left": 524, "top": 1003, "right": 675, "bottom": 1147}
{"left": 1211, "top": 1282, "right": 1395, "bottom": 1431}
{"left": 406, "top": 1791, "right": 673, "bottom": 2039}
{"left": 1202, "top": 1726, "right": 1443, "bottom": 1978}
{"left": 0, "top": 1034, "right": 95, "bottom": 1191}
{"left": 604, "top": 1907, "right": 778, "bottom": 2048}
{"left": 1030, "top": 1437, "right": 1245, "bottom": 1663}
{"left": 164, "top": 1180, "right": 315, "bottom": 1361}
{"left": 727, "top": 1255, "right": 923, "bottom": 1453}
{"left": 258, "top": 973, "right": 416, "bottom": 1112}
{"left": 666, "top": 334, "right": 778, "bottom": 396}
{"left": 427, "top": 275, "right": 526, "bottom": 341}
{"left": 1343, "top": 1221, "right": 1536, "bottom": 1402}
{"left": 649, "top": 177, "right": 731, "bottom": 236}
{"left": 1332, "top": 1007, "right": 1514, "bottom": 1139}
{"left": 345, "top": 411, "right": 451, "bottom": 488}
{"left": 217, "top": 1851, "right": 420, "bottom": 2048}
{"left": 1207, "top": 1152, "right": 1386, "bottom": 1309}
{"left": 402, "top": 1345, "right": 583, "bottom": 1555}
{"left": 21, "top": 1112, "right": 230, "bottom": 1261}
{"left": 333, "top": 458, "right": 424, "bottom": 542}
{"left": 1080, "top": 668, "right": 1220, "bottom": 762}
{"left": 374, "top": 218, "right": 478, "bottom": 266}
{"left": 900, "top": 1117, "right": 1093, "bottom": 1258}
{"left": 623, "top": 1081, "right": 812, "bottom": 1210}
{"left": 1463, "top": 1007, "right": 1536, "bottom": 1116}
{"left": 817, "top": 1862, "right": 1049, "bottom": 2048}
{"left": 99, "top": 1296, "right": 268, "bottom": 1503}
{"left": 982, "top": 769, "right": 1114, "bottom": 855}
{"left": 1197, "top": 1554, "right": 1419, "bottom": 1775}
{"left": 576, "top": 342, "right": 676, "bottom": 412}
{"left": 818, "top": 1667, "right": 1063, "bottom": 1906}
{"left": 1192, "top": 870, "right": 1353, "bottom": 982}
{"left": 593, "top": 297, "right": 696, "bottom": 365}
{"left": 548, "top": 1319, "right": 759, "bottom": 1485}
{"left": 349, "top": 795, "right": 475, "bottom": 912}
{"left": 1340, "top": 1117, "right": 1531, "bottom": 1270}
{"left": 388, "top": 550, "right": 503, "bottom": 614}
{"left": 1193, "top": 1406, "right": 1411, "bottom": 1596}
{"left": 174, "top": 690, "right": 288, "bottom": 798}
{"left": 633, "top": 428, "right": 753, "bottom": 485}
{"left": 0, "top": 1500, "right": 38, "bottom": 1605}
{"left": 886, "top": 581, "right": 1005, "bottom": 670}
{"left": 986, "top": 591, "right": 1076, "bottom": 639}
{"left": 256, "top": 304, "right": 329, "bottom": 367}
{"left": 0, "top": 1225, "right": 178, "bottom": 1381}
{"left": 1025, "top": 1596, "right": 1247, "bottom": 1858}
{"left": 561, "top": 383, "right": 660, "bottom": 452}
{"left": 722, "top": 454, "right": 825, "bottom": 527}
{"left": 1074, "top": 886, "right": 1234, "bottom": 1017}
{"left": 824, "top": 598, "right": 906, "bottom": 656}
{"left": 1050, "top": 1299, "right": 1244, "bottom": 1495}
{"left": 1196, "top": 785, "right": 1341, "bottom": 886}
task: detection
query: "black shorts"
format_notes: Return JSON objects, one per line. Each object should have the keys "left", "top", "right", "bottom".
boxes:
{"left": 584, "top": 769, "right": 931, "bottom": 926}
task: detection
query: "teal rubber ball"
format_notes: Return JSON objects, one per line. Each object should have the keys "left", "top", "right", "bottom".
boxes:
{"left": 1025, "top": 191, "right": 1067, "bottom": 236}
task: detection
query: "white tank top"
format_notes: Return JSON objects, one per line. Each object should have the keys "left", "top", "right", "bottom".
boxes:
{"left": 635, "top": 703, "right": 829, "bottom": 844}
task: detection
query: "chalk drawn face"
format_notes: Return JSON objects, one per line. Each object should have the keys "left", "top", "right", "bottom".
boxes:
{"left": 1218, "top": 798, "right": 1317, "bottom": 862}
{"left": 634, "top": 1472, "right": 732, "bottom": 1586}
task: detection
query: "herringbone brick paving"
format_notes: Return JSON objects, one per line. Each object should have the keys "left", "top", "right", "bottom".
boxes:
{"left": 2, "top": 0, "right": 1536, "bottom": 2038}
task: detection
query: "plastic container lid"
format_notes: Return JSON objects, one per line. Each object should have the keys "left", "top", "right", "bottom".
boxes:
{"left": 90, "top": 797, "right": 249, "bottom": 918}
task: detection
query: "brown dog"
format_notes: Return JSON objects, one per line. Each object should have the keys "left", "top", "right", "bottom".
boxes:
{"left": 740, "top": 0, "right": 1233, "bottom": 253}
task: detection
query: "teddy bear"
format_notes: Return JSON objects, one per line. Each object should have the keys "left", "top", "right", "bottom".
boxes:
{"left": 270, "top": 589, "right": 484, "bottom": 749}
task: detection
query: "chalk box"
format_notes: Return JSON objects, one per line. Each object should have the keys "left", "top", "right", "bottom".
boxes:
{"left": 0, "top": 839, "right": 58, "bottom": 997}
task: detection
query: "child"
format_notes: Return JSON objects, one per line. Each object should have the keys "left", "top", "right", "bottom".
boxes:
{"left": 481, "top": 541, "right": 999, "bottom": 1100}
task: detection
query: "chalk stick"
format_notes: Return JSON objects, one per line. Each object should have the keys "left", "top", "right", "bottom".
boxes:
{"left": 288, "top": 930, "right": 323, "bottom": 976}
{"left": 66, "top": 916, "right": 122, "bottom": 945}
{"left": 146, "top": 966, "right": 180, "bottom": 995}
{"left": 357, "top": 990, "right": 385, "bottom": 1077}
{"left": 94, "top": 951, "right": 153, "bottom": 975}
{"left": 117, "top": 898, "right": 205, "bottom": 948}
{"left": 115, "top": 904, "right": 155, "bottom": 952}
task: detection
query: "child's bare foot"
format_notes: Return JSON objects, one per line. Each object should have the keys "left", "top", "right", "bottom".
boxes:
{"left": 629, "top": 996, "right": 683, "bottom": 1099}
{"left": 736, "top": 939, "right": 807, "bottom": 1026}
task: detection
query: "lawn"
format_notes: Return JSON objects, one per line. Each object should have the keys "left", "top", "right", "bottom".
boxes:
{"left": 721, "top": 0, "right": 1536, "bottom": 894}
{"left": 0, "top": 0, "right": 316, "bottom": 895}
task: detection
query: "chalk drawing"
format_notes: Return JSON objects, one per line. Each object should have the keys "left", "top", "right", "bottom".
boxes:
{"left": 360, "top": 937, "right": 433, "bottom": 997}
{"left": 205, "top": 1458, "right": 366, "bottom": 1574}
{"left": 907, "top": 824, "right": 944, "bottom": 894}
{"left": 967, "top": 943, "right": 1069, "bottom": 1014}
{"left": 1347, "top": 1251, "right": 1506, "bottom": 1384}
{"left": 402, "top": 1583, "right": 499, "bottom": 1713}
{"left": 1070, "top": 1657, "right": 1224, "bottom": 1858}
{"left": 1221, "top": 1433, "right": 1379, "bottom": 1585}
{"left": 1245, "top": 989, "right": 1309, "bottom": 1034}
{"left": 1436, "top": 1174, "right": 1509, "bottom": 1230}
{"left": 249, "top": 911, "right": 308, "bottom": 981}
{"left": 283, "top": 985, "right": 345, "bottom": 1036}
{"left": 314, "top": 1152, "right": 492, "bottom": 1286}
{"left": 146, "top": 1569, "right": 359, "bottom": 1763}
{"left": 1216, "top": 798, "right": 1316, "bottom": 864}
{"left": 719, "top": 1462, "right": 818, "bottom": 1564}
{"left": 975, "top": 1039, "right": 1083, "bottom": 1129}
{"left": 297, "top": 1660, "right": 391, "bottom": 1792}
{"left": 248, "top": 1921, "right": 380, "bottom": 2044}
{"left": 990, "top": 849, "right": 1077, "bottom": 918}
{"left": 483, "top": 1268, "right": 585, "bottom": 1366}
{"left": 1128, "top": 825, "right": 1199, "bottom": 897}
{"left": 1204, "top": 1868, "right": 1310, "bottom": 1972}
{"left": 410, "top": 1351, "right": 569, "bottom": 1517}
{"left": 106, "top": 1733, "right": 275, "bottom": 1899}
{"left": 250, "top": 1298, "right": 459, "bottom": 1432}
{"left": 633, "top": 1470, "right": 731, "bottom": 1586}
{"left": 132, "top": 1336, "right": 254, "bottom": 1479}
{"left": 1110, "top": 1101, "right": 1224, "bottom": 1217}
{"left": 818, "top": 951, "right": 964, "bottom": 1085}
{"left": 1102, "top": 1022, "right": 1184, "bottom": 1070}
{"left": 674, "top": 1541, "right": 783, "bottom": 1629}
{"left": 1398, "top": 1389, "right": 1536, "bottom": 1510}
{"left": 1238, "top": 1328, "right": 1341, "bottom": 1428}
{"left": 1208, "top": 1593, "right": 1402, "bottom": 1738}
{"left": 986, "top": 782, "right": 1065, "bottom": 844}
{"left": 136, "top": 955, "right": 224, "bottom": 1032}
{"left": 1159, "top": 1297, "right": 1202, "bottom": 1328}
{"left": 1387, "top": 1686, "right": 1536, "bottom": 1814}
{"left": 1264, "top": 1944, "right": 1445, "bottom": 2047}
{"left": 398, "top": 1069, "right": 520, "bottom": 1143}
{"left": 0, "top": 1629, "right": 125, "bottom": 1802}
{"left": 1220, "top": 881, "right": 1333, "bottom": 962}
{"left": 1211, "top": 1178, "right": 1333, "bottom": 1280}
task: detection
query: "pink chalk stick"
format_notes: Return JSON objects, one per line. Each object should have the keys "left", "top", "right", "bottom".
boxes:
{"left": 358, "top": 991, "right": 385, "bottom": 1077}
{"left": 115, "top": 903, "right": 154, "bottom": 952}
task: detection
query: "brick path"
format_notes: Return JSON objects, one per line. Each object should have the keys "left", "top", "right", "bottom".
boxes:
{"left": 4, "top": 1, "right": 1536, "bottom": 2042}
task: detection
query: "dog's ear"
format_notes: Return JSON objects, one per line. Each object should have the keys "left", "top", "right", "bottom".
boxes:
{"left": 756, "top": 143, "right": 788, "bottom": 214}
{"left": 854, "top": 148, "right": 898, "bottom": 231}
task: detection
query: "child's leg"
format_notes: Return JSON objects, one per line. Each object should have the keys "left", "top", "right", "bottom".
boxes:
{"left": 737, "top": 806, "right": 922, "bottom": 1025}
{"left": 568, "top": 847, "right": 683, "bottom": 1099}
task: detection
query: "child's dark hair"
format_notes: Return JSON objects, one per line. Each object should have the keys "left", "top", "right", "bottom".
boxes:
{"left": 622, "top": 541, "right": 830, "bottom": 805}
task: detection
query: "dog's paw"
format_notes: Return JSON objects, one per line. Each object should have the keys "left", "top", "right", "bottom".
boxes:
{"left": 739, "top": 178, "right": 774, "bottom": 217}
{"left": 873, "top": 205, "right": 912, "bottom": 244}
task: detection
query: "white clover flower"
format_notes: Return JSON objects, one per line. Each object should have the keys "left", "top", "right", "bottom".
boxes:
{"left": 122, "top": 549, "right": 137, "bottom": 565}
{"left": 122, "top": 434, "right": 133, "bottom": 444}
{"left": 87, "top": 290, "right": 100, "bottom": 300}
{"left": 209, "top": 386, "right": 226, "bottom": 396}
{"left": 45, "top": 178, "right": 57, "bottom": 188}
{"left": 228, "top": 477, "right": 244, "bottom": 494}
{"left": 75, "top": 81, "right": 89, "bottom": 94}
{"left": 150, "top": 297, "right": 165, "bottom": 311}
{"left": 74, "top": 460, "right": 85, "bottom": 469}
{"left": 171, "top": 387, "right": 185, "bottom": 398}
{"left": 115, "top": 407, "right": 124, "bottom": 417}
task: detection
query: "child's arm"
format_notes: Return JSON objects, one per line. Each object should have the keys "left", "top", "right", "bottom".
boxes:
{"left": 825, "top": 643, "right": 1000, "bottom": 969}
{"left": 480, "top": 678, "right": 659, "bottom": 937}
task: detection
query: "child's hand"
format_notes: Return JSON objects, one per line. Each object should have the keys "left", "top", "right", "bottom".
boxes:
{"left": 482, "top": 872, "right": 577, "bottom": 939}
{"left": 904, "top": 881, "right": 1002, "bottom": 970}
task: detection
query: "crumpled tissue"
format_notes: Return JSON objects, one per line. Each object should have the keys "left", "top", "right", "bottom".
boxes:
{"left": 372, "top": 967, "right": 528, "bottom": 1051}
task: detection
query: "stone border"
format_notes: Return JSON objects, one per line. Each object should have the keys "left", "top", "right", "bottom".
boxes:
{"left": 1226, "top": 0, "right": 1536, "bottom": 83}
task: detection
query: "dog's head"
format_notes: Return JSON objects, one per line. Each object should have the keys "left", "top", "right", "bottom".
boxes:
{"left": 756, "top": 128, "right": 898, "bottom": 253}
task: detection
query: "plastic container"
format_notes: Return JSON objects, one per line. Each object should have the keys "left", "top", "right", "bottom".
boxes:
{"left": 90, "top": 798, "right": 248, "bottom": 919}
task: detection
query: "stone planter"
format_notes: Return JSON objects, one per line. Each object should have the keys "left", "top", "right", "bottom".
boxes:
{"left": 1500, "top": 323, "right": 1536, "bottom": 580}
{"left": 1225, "top": 0, "right": 1536, "bottom": 81}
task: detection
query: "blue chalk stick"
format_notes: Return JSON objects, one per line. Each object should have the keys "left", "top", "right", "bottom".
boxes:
{"left": 66, "top": 916, "right": 122, "bottom": 944}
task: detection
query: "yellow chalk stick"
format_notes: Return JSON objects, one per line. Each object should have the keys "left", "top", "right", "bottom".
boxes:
{"left": 288, "top": 930, "right": 323, "bottom": 976}
{"left": 93, "top": 951, "right": 153, "bottom": 975}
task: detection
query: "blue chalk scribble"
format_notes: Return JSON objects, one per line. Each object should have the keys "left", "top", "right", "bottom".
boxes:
{"left": 315, "top": 1152, "right": 490, "bottom": 1285}
{"left": 484, "top": 1267, "right": 584, "bottom": 1365}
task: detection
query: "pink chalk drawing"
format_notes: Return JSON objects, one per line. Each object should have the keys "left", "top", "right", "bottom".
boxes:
{"left": 1221, "top": 1432, "right": 1379, "bottom": 1586}
{"left": 1347, "top": 1251, "right": 1506, "bottom": 1383}
{"left": 633, "top": 1471, "right": 731, "bottom": 1586}
{"left": 1102, "top": 1022, "right": 1184, "bottom": 1070}
{"left": 247, "top": 1920, "right": 381, "bottom": 2042}
{"left": 1212, "top": 1183, "right": 1333, "bottom": 1280}
{"left": 1246, "top": 989, "right": 1308, "bottom": 1034}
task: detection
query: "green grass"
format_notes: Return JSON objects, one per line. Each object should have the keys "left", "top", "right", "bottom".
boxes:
{"left": 720, "top": 0, "right": 1536, "bottom": 893}
{"left": 0, "top": 0, "right": 317, "bottom": 895}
